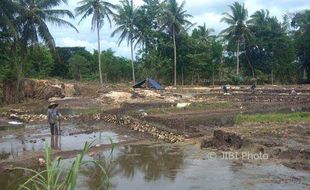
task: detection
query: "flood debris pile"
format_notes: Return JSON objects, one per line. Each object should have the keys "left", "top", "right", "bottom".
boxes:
{"left": 103, "top": 91, "right": 132, "bottom": 103}
{"left": 3, "top": 79, "right": 80, "bottom": 104}
{"left": 97, "top": 89, "right": 187, "bottom": 107}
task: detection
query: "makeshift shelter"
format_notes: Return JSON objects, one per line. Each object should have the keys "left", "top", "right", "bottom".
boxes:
{"left": 133, "top": 78, "right": 164, "bottom": 90}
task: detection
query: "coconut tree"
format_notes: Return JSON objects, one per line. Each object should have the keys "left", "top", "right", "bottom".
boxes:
{"left": 17, "top": 0, "right": 78, "bottom": 50}
{"left": 195, "top": 23, "right": 215, "bottom": 45}
{"left": 16, "top": 0, "right": 78, "bottom": 74}
{"left": 111, "top": 0, "right": 140, "bottom": 84}
{"left": 220, "top": 1, "right": 251, "bottom": 76}
{"left": 161, "top": 0, "right": 192, "bottom": 86}
{"left": 0, "top": 0, "right": 18, "bottom": 37}
{"left": 14, "top": 0, "right": 78, "bottom": 101}
{"left": 75, "top": 0, "right": 116, "bottom": 85}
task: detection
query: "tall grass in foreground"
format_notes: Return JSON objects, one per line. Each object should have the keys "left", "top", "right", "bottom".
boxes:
{"left": 16, "top": 142, "right": 111, "bottom": 190}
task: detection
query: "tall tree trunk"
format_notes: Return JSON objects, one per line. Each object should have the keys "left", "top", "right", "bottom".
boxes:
{"left": 130, "top": 38, "right": 136, "bottom": 84}
{"left": 271, "top": 69, "right": 274, "bottom": 85}
{"left": 236, "top": 40, "right": 240, "bottom": 76}
{"left": 15, "top": 57, "right": 22, "bottom": 103}
{"left": 212, "top": 70, "right": 215, "bottom": 87}
{"left": 220, "top": 54, "right": 223, "bottom": 84}
{"left": 307, "top": 67, "right": 310, "bottom": 82}
{"left": 181, "top": 67, "right": 184, "bottom": 85}
{"left": 197, "top": 74, "right": 200, "bottom": 85}
{"left": 79, "top": 68, "right": 82, "bottom": 81}
{"left": 173, "top": 27, "right": 177, "bottom": 86}
{"left": 246, "top": 53, "right": 255, "bottom": 78}
{"left": 16, "top": 42, "right": 25, "bottom": 103}
{"left": 97, "top": 23, "right": 103, "bottom": 85}
{"left": 191, "top": 73, "right": 194, "bottom": 85}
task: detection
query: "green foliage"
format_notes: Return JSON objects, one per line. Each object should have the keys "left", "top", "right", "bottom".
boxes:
{"left": 0, "top": 0, "right": 309, "bottom": 86}
{"left": 17, "top": 0, "right": 77, "bottom": 51}
{"left": 161, "top": 0, "right": 193, "bottom": 85}
{"left": 68, "top": 54, "right": 91, "bottom": 81}
{"left": 291, "top": 10, "right": 310, "bottom": 82}
{"left": 75, "top": 0, "right": 116, "bottom": 31}
{"left": 112, "top": 0, "right": 142, "bottom": 83}
{"left": 236, "top": 112, "right": 310, "bottom": 124}
{"left": 245, "top": 10, "right": 297, "bottom": 84}
{"left": 101, "top": 49, "right": 132, "bottom": 82}
{"left": 16, "top": 142, "right": 111, "bottom": 190}
{"left": 24, "top": 45, "right": 54, "bottom": 78}
{"left": 137, "top": 49, "right": 173, "bottom": 83}
{"left": 0, "top": 42, "right": 17, "bottom": 83}
{"left": 51, "top": 47, "right": 93, "bottom": 78}
{"left": 75, "top": 0, "right": 117, "bottom": 84}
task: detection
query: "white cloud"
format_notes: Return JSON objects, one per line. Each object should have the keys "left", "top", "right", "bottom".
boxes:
{"left": 190, "top": 12, "right": 226, "bottom": 34}
{"left": 47, "top": 0, "right": 310, "bottom": 58}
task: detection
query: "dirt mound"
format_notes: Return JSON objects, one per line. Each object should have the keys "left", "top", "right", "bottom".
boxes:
{"left": 3, "top": 79, "right": 79, "bottom": 104}
{"left": 205, "top": 130, "right": 244, "bottom": 149}
{"left": 134, "top": 89, "right": 162, "bottom": 98}
{"left": 103, "top": 91, "right": 132, "bottom": 103}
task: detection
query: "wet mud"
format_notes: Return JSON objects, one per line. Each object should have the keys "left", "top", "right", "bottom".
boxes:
{"left": 0, "top": 84, "right": 309, "bottom": 189}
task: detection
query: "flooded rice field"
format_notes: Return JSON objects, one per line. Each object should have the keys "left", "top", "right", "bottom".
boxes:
{"left": 0, "top": 122, "right": 133, "bottom": 160}
{"left": 0, "top": 92, "right": 309, "bottom": 190}
{"left": 0, "top": 143, "right": 309, "bottom": 190}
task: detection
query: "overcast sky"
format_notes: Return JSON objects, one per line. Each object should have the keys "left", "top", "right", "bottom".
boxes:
{"left": 48, "top": 0, "right": 309, "bottom": 58}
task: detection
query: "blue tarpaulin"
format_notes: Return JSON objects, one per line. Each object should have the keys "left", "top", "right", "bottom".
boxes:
{"left": 133, "top": 78, "right": 164, "bottom": 90}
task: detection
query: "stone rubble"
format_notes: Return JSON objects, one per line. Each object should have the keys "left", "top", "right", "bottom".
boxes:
{"left": 99, "top": 114, "right": 185, "bottom": 143}
{"left": 6, "top": 110, "right": 185, "bottom": 143}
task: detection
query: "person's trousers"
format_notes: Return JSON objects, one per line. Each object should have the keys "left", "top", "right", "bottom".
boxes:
{"left": 50, "top": 123, "right": 59, "bottom": 135}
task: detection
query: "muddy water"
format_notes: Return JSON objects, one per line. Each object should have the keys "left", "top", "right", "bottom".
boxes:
{"left": 0, "top": 105, "right": 310, "bottom": 190}
{"left": 0, "top": 143, "right": 309, "bottom": 190}
{"left": 0, "top": 123, "right": 131, "bottom": 160}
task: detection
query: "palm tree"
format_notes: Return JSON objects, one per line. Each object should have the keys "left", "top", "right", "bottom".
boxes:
{"left": 17, "top": 0, "right": 78, "bottom": 50}
{"left": 196, "top": 23, "right": 215, "bottom": 45}
{"left": 75, "top": 0, "right": 116, "bottom": 85}
{"left": 220, "top": 1, "right": 251, "bottom": 76}
{"left": 0, "top": 0, "right": 18, "bottom": 37}
{"left": 248, "top": 9, "right": 270, "bottom": 27}
{"left": 14, "top": 0, "right": 78, "bottom": 101}
{"left": 161, "top": 0, "right": 192, "bottom": 86}
{"left": 111, "top": 0, "right": 140, "bottom": 84}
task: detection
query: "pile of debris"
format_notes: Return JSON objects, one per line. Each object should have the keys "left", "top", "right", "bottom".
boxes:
{"left": 3, "top": 79, "right": 79, "bottom": 104}
{"left": 103, "top": 91, "right": 132, "bottom": 103}
{"left": 100, "top": 114, "right": 185, "bottom": 143}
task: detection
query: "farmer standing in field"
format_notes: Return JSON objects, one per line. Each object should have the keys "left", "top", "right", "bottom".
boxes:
{"left": 250, "top": 83, "right": 256, "bottom": 94}
{"left": 47, "top": 102, "right": 61, "bottom": 136}
{"left": 250, "top": 77, "right": 257, "bottom": 94}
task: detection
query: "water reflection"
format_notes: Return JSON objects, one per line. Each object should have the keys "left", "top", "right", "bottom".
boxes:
{"left": 80, "top": 155, "right": 116, "bottom": 190}
{"left": 0, "top": 169, "right": 27, "bottom": 190}
{"left": 79, "top": 144, "right": 185, "bottom": 189}
{"left": 114, "top": 144, "right": 184, "bottom": 181}
{"left": 51, "top": 135, "right": 61, "bottom": 150}
{"left": 1, "top": 143, "right": 310, "bottom": 190}
{"left": 0, "top": 130, "right": 119, "bottom": 160}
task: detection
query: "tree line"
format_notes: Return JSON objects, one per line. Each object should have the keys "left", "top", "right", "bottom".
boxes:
{"left": 0, "top": 0, "right": 309, "bottom": 89}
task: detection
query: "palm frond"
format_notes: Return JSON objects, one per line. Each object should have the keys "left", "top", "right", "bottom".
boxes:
{"left": 45, "top": 16, "right": 79, "bottom": 32}
{"left": 44, "top": 9, "right": 75, "bottom": 19}
{"left": 37, "top": 20, "right": 56, "bottom": 50}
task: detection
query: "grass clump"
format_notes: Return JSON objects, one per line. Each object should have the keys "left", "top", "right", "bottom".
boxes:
{"left": 16, "top": 142, "right": 111, "bottom": 190}
{"left": 145, "top": 102, "right": 233, "bottom": 115}
{"left": 236, "top": 112, "right": 310, "bottom": 125}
